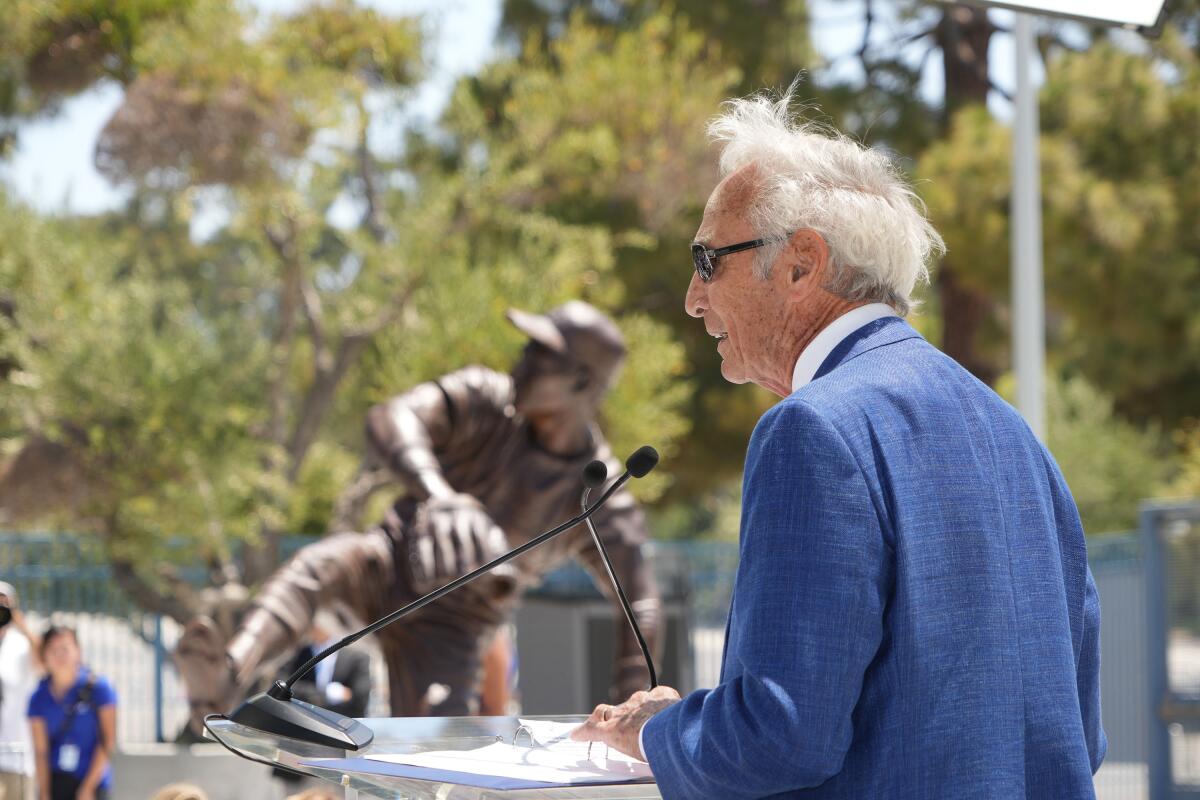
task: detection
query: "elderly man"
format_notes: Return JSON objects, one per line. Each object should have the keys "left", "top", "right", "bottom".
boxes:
{"left": 573, "top": 90, "right": 1105, "bottom": 798}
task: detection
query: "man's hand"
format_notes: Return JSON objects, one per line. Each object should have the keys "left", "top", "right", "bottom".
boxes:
{"left": 570, "top": 685, "right": 682, "bottom": 761}
{"left": 409, "top": 493, "right": 508, "bottom": 592}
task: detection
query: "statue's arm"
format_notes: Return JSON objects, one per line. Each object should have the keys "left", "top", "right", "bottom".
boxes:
{"left": 364, "top": 380, "right": 457, "bottom": 502}
{"left": 575, "top": 499, "right": 662, "bottom": 702}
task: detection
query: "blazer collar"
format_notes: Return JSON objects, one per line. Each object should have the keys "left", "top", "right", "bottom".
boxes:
{"left": 811, "top": 316, "right": 923, "bottom": 383}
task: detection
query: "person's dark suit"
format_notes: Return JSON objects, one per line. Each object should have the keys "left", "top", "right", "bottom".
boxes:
{"left": 279, "top": 645, "right": 371, "bottom": 719}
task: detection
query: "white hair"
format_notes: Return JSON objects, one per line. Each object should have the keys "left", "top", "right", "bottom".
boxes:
{"left": 707, "top": 86, "right": 945, "bottom": 316}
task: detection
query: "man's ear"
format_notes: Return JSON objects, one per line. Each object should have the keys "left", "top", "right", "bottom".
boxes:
{"left": 782, "top": 230, "right": 829, "bottom": 296}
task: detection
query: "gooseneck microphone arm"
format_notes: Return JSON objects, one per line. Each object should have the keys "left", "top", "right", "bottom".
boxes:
{"left": 581, "top": 459, "right": 659, "bottom": 690}
{"left": 212, "top": 446, "right": 661, "bottom": 752}
{"left": 281, "top": 465, "right": 636, "bottom": 694}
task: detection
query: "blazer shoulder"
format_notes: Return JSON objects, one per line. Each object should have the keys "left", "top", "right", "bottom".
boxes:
{"left": 750, "top": 394, "right": 850, "bottom": 456}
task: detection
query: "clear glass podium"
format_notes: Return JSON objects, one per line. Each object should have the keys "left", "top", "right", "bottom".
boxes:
{"left": 205, "top": 714, "right": 662, "bottom": 799}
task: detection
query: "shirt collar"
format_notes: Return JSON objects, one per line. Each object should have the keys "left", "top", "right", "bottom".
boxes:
{"left": 791, "top": 303, "right": 898, "bottom": 392}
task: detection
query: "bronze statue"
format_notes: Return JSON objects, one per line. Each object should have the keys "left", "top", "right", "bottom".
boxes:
{"left": 175, "top": 301, "right": 660, "bottom": 733}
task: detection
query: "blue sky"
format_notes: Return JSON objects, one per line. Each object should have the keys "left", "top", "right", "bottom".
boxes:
{"left": 0, "top": 0, "right": 1030, "bottom": 216}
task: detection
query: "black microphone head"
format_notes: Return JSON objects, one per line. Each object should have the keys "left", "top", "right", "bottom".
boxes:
{"left": 582, "top": 460, "right": 608, "bottom": 489}
{"left": 625, "top": 445, "right": 659, "bottom": 478}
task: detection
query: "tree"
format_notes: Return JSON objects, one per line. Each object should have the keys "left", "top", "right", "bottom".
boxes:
{"left": 918, "top": 30, "right": 1200, "bottom": 431}
{"left": 0, "top": 2, "right": 701, "bottom": 619}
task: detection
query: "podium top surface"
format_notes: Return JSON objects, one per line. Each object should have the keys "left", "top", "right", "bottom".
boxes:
{"left": 205, "top": 714, "right": 662, "bottom": 800}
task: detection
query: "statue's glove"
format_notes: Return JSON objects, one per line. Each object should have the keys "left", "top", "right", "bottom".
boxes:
{"left": 408, "top": 493, "right": 511, "bottom": 595}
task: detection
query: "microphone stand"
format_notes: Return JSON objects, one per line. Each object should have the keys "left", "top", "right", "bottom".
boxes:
{"left": 208, "top": 455, "right": 650, "bottom": 751}
{"left": 581, "top": 477, "right": 659, "bottom": 689}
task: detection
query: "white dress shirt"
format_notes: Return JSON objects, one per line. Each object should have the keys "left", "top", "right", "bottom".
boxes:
{"left": 790, "top": 303, "right": 898, "bottom": 392}
{"left": 634, "top": 302, "right": 898, "bottom": 761}
{"left": 313, "top": 637, "right": 339, "bottom": 686}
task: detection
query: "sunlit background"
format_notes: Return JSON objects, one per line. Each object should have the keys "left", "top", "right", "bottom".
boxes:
{"left": 2, "top": 1, "right": 1199, "bottom": 797}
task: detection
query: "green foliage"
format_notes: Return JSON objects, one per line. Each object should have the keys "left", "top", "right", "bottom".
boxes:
{"left": 498, "top": 0, "right": 810, "bottom": 93}
{"left": 996, "top": 371, "right": 1176, "bottom": 534}
{"left": 440, "top": 9, "right": 766, "bottom": 501}
{"left": 918, "top": 32, "right": 1200, "bottom": 429}
{"left": 0, "top": 3, "right": 707, "bottom": 604}
{"left": 0, "top": 191, "right": 269, "bottom": 565}
{"left": 0, "top": 0, "right": 195, "bottom": 145}
{"left": 1169, "top": 423, "right": 1200, "bottom": 500}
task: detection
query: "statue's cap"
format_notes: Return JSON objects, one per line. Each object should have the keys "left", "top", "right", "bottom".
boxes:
{"left": 506, "top": 301, "right": 626, "bottom": 378}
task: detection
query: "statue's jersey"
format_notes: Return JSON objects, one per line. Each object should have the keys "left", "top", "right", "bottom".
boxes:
{"left": 375, "top": 365, "right": 647, "bottom": 589}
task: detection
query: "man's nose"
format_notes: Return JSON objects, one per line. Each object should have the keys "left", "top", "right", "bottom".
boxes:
{"left": 685, "top": 272, "right": 707, "bottom": 318}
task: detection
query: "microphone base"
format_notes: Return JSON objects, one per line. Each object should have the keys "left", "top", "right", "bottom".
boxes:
{"left": 229, "top": 686, "right": 374, "bottom": 751}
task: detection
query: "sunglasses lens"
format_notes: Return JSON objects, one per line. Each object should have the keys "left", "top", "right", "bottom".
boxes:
{"left": 691, "top": 245, "right": 712, "bottom": 282}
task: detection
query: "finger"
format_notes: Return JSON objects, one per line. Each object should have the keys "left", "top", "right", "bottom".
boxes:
{"left": 453, "top": 510, "right": 479, "bottom": 574}
{"left": 570, "top": 720, "right": 603, "bottom": 741}
{"left": 591, "top": 703, "right": 615, "bottom": 723}
{"left": 415, "top": 530, "right": 436, "bottom": 581}
{"left": 433, "top": 514, "right": 458, "bottom": 579}
{"left": 483, "top": 521, "right": 507, "bottom": 560}
{"left": 456, "top": 512, "right": 481, "bottom": 573}
{"left": 649, "top": 685, "right": 682, "bottom": 701}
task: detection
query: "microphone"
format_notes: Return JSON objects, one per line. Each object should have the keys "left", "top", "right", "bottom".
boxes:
{"left": 580, "top": 447, "right": 660, "bottom": 691}
{"left": 210, "top": 447, "right": 660, "bottom": 751}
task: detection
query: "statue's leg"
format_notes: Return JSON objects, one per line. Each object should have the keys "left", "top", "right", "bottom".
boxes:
{"left": 379, "top": 583, "right": 518, "bottom": 717}
{"left": 176, "top": 528, "right": 397, "bottom": 733}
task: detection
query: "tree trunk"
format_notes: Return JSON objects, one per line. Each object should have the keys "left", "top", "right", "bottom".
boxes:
{"left": 934, "top": 4, "right": 1001, "bottom": 386}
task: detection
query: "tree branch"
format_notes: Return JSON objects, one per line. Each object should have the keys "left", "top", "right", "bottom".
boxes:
{"left": 285, "top": 270, "right": 423, "bottom": 479}
{"left": 298, "top": 278, "right": 331, "bottom": 373}
{"left": 328, "top": 465, "right": 394, "bottom": 533}
{"left": 859, "top": 0, "right": 877, "bottom": 86}
{"left": 345, "top": 271, "right": 424, "bottom": 342}
{"left": 262, "top": 218, "right": 304, "bottom": 452}
{"left": 356, "top": 97, "right": 389, "bottom": 244}
{"left": 988, "top": 79, "right": 1013, "bottom": 103}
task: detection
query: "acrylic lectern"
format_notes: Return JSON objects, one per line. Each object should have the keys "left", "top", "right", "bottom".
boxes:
{"left": 205, "top": 714, "right": 662, "bottom": 800}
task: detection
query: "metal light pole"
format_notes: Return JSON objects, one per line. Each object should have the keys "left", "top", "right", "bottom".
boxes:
{"left": 1010, "top": 12, "right": 1045, "bottom": 440}
{"left": 945, "top": 1, "right": 1168, "bottom": 441}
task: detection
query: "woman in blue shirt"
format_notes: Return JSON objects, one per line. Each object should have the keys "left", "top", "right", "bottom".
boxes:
{"left": 27, "top": 627, "right": 116, "bottom": 800}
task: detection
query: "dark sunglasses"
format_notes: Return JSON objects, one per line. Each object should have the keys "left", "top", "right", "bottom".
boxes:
{"left": 690, "top": 234, "right": 790, "bottom": 282}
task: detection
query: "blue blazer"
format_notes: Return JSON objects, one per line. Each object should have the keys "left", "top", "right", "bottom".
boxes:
{"left": 643, "top": 317, "right": 1106, "bottom": 799}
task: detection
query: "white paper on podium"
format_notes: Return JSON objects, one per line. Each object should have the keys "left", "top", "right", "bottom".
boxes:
{"left": 359, "top": 718, "right": 652, "bottom": 785}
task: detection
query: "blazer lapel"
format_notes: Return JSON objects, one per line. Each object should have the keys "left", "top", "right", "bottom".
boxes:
{"left": 812, "top": 316, "right": 923, "bottom": 383}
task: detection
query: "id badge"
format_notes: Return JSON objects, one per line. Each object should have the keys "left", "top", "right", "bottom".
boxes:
{"left": 57, "top": 744, "right": 80, "bottom": 772}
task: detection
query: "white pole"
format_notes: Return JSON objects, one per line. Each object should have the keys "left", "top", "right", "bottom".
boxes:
{"left": 1011, "top": 12, "right": 1046, "bottom": 441}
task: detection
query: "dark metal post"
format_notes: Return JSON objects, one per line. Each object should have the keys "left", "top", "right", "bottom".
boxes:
{"left": 1142, "top": 504, "right": 1170, "bottom": 800}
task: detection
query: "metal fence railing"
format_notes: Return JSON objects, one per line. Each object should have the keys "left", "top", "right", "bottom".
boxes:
{"left": 1, "top": 515, "right": 1197, "bottom": 800}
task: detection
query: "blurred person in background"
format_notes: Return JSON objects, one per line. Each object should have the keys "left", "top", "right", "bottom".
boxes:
{"left": 477, "top": 625, "right": 516, "bottom": 716}
{"left": 277, "top": 610, "right": 370, "bottom": 721}
{"left": 0, "top": 583, "right": 41, "bottom": 800}
{"left": 285, "top": 790, "right": 340, "bottom": 800}
{"left": 147, "top": 785, "right": 207, "bottom": 800}
{"left": 27, "top": 628, "right": 115, "bottom": 800}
